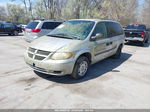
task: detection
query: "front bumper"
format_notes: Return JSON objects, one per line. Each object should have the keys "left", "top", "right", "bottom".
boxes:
{"left": 24, "top": 54, "right": 75, "bottom": 76}
{"left": 125, "top": 37, "right": 144, "bottom": 42}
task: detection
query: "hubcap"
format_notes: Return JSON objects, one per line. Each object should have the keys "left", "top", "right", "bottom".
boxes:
{"left": 78, "top": 61, "right": 88, "bottom": 76}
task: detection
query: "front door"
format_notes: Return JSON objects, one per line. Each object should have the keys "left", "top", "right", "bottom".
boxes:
{"left": 90, "top": 22, "right": 111, "bottom": 63}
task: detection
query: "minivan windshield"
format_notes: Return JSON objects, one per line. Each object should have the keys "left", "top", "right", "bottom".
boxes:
{"left": 48, "top": 20, "right": 95, "bottom": 40}
{"left": 26, "top": 22, "right": 39, "bottom": 29}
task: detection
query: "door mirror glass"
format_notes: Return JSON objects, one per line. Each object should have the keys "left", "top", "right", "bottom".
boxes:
{"left": 91, "top": 33, "right": 104, "bottom": 41}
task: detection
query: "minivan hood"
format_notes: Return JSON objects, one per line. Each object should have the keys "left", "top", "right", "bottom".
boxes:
{"left": 30, "top": 36, "right": 81, "bottom": 52}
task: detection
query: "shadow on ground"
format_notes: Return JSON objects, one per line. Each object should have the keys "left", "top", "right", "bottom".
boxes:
{"left": 125, "top": 41, "right": 150, "bottom": 47}
{"left": 35, "top": 52, "right": 132, "bottom": 84}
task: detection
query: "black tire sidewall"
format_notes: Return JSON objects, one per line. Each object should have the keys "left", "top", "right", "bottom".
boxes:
{"left": 71, "top": 56, "right": 89, "bottom": 79}
{"left": 112, "top": 45, "right": 122, "bottom": 59}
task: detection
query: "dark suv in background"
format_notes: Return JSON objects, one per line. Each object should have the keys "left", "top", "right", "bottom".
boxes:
{"left": 0, "top": 21, "right": 22, "bottom": 36}
{"left": 124, "top": 24, "right": 150, "bottom": 46}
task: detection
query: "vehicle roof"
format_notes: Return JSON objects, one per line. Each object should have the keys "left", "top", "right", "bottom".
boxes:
{"left": 69, "top": 19, "right": 118, "bottom": 23}
{"left": 127, "top": 24, "right": 146, "bottom": 26}
{"left": 0, "top": 21, "right": 12, "bottom": 24}
{"left": 33, "top": 20, "right": 64, "bottom": 22}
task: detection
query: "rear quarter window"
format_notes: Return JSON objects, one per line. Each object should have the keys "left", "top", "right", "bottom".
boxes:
{"left": 26, "top": 22, "right": 39, "bottom": 29}
{"left": 41, "top": 22, "right": 62, "bottom": 29}
{"left": 126, "top": 24, "right": 146, "bottom": 30}
{"left": 106, "top": 22, "right": 123, "bottom": 37}
{"left": 4, "top": 23, "right": 14, "bottom": 28}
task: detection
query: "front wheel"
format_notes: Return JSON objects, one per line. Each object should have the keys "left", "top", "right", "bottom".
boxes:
{"left": 71, "top": 56, "right": 89, "bottom": 79}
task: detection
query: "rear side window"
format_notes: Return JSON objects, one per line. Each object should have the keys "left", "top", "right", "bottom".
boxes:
{"left": 41, "top": 22, "right": 62, "bottom": 29}
{"left": 126, "top": 24, "right": 146, "bottom": 30}
{"left": 4, "top": 23, "right": 14, "bottom": 28}
{"left": 106, "top": 22, "right": 123, "bottom": 37}
{"left": 0, "top": 23, "right": 3, "bottom": 28}
{"left": 26, "top": 22, "right": 39, "bottom": 29}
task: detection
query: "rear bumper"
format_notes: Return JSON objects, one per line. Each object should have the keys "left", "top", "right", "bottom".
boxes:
{"left": 125, "top": 37, "right": 144, "bottom": 42}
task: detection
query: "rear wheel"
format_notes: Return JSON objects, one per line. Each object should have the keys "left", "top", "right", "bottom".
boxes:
{"left": 140, "top": 40, "right": 145, "bottom": 47}
{"left": 145, "top": 38, "right": 149, "bottom": 43}
{"left": 112, "top": 45, "right": 122, "bottom": 59}
{"left": 71, "top": 56, "right": 89, "bottom": 79}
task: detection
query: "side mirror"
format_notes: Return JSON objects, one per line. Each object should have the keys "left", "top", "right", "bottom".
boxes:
{"left": 91, "top": 33, "right": 104, "bottom": 41}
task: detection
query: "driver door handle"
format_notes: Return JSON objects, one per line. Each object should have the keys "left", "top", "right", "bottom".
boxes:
{"left": 106, "top": 42, "right": 113, "bottom": 46}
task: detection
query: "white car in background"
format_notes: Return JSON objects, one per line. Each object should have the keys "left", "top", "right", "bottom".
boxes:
{"left": 24, "top": 20, "right": 63, "bottom": 42}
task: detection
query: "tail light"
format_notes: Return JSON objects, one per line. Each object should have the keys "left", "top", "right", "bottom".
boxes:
{"left": 141, "top": 32, "right": 145, "bottom": 37}
{"left": 23, "top": 28, "right": 26, "bottom": 31}
{"left": 31, "top": 29, "right": 41, "bottom": 33}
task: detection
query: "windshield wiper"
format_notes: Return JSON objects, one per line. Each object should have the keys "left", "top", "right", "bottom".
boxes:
{"left": 47, "top": 33, "right": 73, "bottom": 39}
{"left": 48, "top": 33, "right": 82, "bottom": 40}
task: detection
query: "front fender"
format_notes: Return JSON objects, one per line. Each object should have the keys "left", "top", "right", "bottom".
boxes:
{"left": 74, "top": 49, "right": 93, "bottom": 61}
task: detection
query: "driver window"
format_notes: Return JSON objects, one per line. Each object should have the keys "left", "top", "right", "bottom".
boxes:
{"left": 91, "top": 22, "right": 107, "bottom": 38}
{"left": 0, "top": 24, "right": 2, "bottom": 28}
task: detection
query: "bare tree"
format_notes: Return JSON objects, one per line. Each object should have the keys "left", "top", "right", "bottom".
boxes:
{"left": 0, "top": 6, "right": 7, "bottom": 21}
{"left": 142, "top": 0, "right": 150, "bottom": 26}
{"left": 7, "top": 3, "right": 25, "bottom": 22}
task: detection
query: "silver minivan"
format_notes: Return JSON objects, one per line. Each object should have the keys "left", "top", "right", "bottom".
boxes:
{"left": 24, "top": 20, "right": 63, "bottom": 42}
{"left": 24, "top": 19, "right": 125, "bottom": 79}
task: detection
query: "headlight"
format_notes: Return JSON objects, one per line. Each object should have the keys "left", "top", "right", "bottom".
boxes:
{"left": 51, "top": 52, "right": 73, "bottom": 60}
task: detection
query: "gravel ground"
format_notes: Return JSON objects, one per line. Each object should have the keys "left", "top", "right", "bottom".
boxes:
{"left": 0, "top": 34, "right": 150, "bottom": 109}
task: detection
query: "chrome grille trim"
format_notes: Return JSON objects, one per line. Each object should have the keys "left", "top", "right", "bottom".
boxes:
{"left": 28, "top": 47, "right": 51, "bottom": 60}
{"left": 28, "top": 53, "right": 33, "bottom": 58}
{"left": 36, "top": 50, "right": 50, "bottom": 56}
{"left": 28, "top": 47, "right": 36, "bottom": 52}
{"left": 34, "top": 55, "right": 45, "bottom": 60}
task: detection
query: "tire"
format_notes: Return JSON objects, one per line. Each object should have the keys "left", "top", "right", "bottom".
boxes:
{"left": 145, "top": 38, "right": 149, "bottom": 43}
{"left": 8, "top": 34, "right": 12, "bottom": 36}
{"left": 71, "top": 56, "right": 89, "bottom": 79}
{"left": 140, "top": 41, "right": 145, "bottom": 47}
{"left": 13, "top": 31, "right": 18, "bottom": 36}
{"left": 112, "top": 45, "right": 122, "bottom": 59}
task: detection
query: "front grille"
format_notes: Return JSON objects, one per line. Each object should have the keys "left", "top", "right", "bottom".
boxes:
{"left": 29, "top": 64, "right": 47, "bottom": 73}
{"left": 28, "top": 53, "right": 33, "bottom": 58}
{"left": 28, "top": 47, "right": 51, "bottom": 60}
{"left": 36, "top": 50, "right": 50, "bottom": 56}
{"left": 29, "top": 47, "right": 36, "bottom": 52}
{"left": 34, "top": 55, "right": 45, "bottom": 60}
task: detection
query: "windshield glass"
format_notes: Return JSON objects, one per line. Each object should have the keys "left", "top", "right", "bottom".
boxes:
{"left": 48, "top": 20, "right": 95, "bottom": 40}
{"left": 126, "top": 24, "right": 146, "bottom": 30}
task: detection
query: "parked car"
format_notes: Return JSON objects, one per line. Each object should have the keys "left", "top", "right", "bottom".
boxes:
{"left": 0, "top": 22, "right": 22, "bottom": 36}
{"left": 24, "top": 19, "right": 125, "bottom": 79}
{"left": 124, "top": 24, "right": 149, "bottom": 46}
{"left": 24, "top": 20, "right": 63, "bottom": 42}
